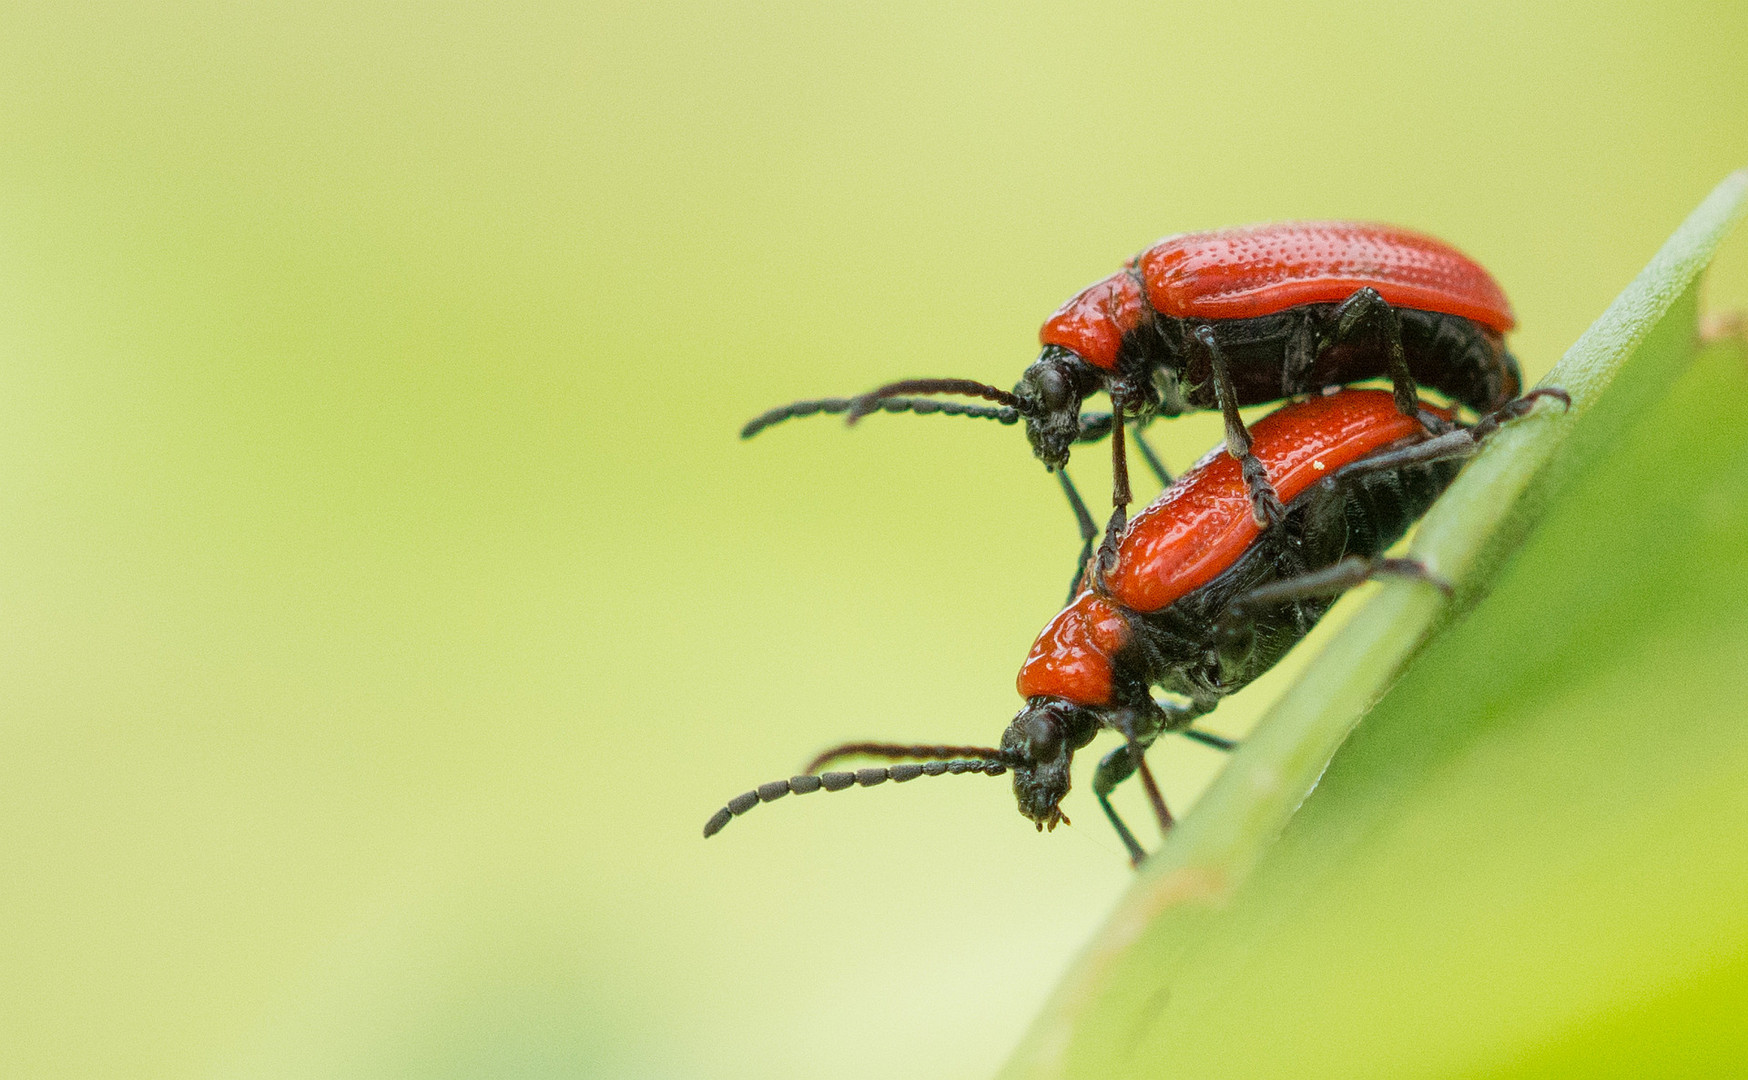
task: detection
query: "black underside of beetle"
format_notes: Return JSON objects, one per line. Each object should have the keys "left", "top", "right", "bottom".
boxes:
{"left": 1105, "top": 444, "right": 1465, "bottom": 710}
{"left": 1115, "top": 305, "right": 1520, "bottom": 419}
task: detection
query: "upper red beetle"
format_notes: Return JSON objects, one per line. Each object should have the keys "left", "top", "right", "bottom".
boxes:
{"left": 746, "top": 221, "right": 1522, "bottom": 569}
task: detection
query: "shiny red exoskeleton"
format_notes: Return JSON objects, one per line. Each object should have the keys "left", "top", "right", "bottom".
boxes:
{"left": 1037, "top": 222, "right": 1514, "bottom": 372}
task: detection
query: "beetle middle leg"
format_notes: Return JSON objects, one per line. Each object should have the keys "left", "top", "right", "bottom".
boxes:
{"left": 1193, "top": 325, "right": 1286, "bottom": 528}
{"left": 1056, "top": 469, "right": 1099, "bottom": 604}
{"left": 1324, "top": 287, "right": 1422, "bottom": 424}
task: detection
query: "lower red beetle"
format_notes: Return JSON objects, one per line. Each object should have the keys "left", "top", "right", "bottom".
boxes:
{"left": 744, "top": 221, "right": 1523, "bottom": 576}
{"left": 707, "top": 386, "right": 1565, "bottom": 863}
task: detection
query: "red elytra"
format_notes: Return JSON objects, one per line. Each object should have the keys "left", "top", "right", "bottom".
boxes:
{"left": 1039, "top": 222, "right": 1516, "bottom": 371}
{"left": 1015, "top": 389, "right": 1453, "bottom": 705}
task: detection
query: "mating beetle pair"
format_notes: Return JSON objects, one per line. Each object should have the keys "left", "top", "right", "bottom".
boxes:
{"left": 713, "top": 221, "right": 1561, "bottom": 861}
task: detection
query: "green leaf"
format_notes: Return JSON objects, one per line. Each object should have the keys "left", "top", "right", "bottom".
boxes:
{"left": 1002, "top": 171, "right": 1748, "bottom": 1080}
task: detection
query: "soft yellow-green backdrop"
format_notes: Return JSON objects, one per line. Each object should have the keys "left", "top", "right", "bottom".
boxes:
{"left": 0, "top": 2, "right": 1743, "bottom": 1077}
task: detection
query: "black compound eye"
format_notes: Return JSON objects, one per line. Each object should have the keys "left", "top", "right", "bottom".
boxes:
{"left": 1037, "top": 368, "right": 1071, "bottom": 413}
{"left": 1022, "top": 713, "right": 1061, "bottom": 758}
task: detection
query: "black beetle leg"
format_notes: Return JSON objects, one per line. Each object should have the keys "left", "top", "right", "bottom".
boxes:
{"left": 1216, "top": 556, "right": 1452, "bottom": 647}
{"left": 1131, "top": 416, "right": 1172, "bottom": 488}
{"left": 1330, "top": 387, "right": 1571, "bottom": 482}
{"left": 1176, "top": 727, "right": 1237, "bottom": 752}
{"left": 1195, "top": 325, "right": 1285, "bottom": 527}
{"left": 1093, "top": 699, "right": 1220, "bottom": 866}
{"left": 1056, "top": 470, "right": 1099, "bottom": 604}
{"left": 1092, "top": 743, "right": 1147, "bottom": 866}
{"left": 1092, "top": 740, "right": 1175, "bottom": 865}
{"left": 1327, "top": 286, "right": 1421, "bottom": 425}
{"left": 1091, "top": 397, "right": 1132, "bottom": 582}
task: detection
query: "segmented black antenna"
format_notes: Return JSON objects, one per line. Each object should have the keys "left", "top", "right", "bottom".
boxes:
{"left": 740, "top": 397, "right": 1115, "bottom": 443}
{"left": 845, "top": 378, "right": 1025, "bottom": 423}
{"left": 702, "top": 759, "right": 1010, "bottom": 838}
{"left": 741, "top": 396, "right": 1023, "bottom": 439}
{"left": 802, "top": 740, "right": 1009, "bottom": 776}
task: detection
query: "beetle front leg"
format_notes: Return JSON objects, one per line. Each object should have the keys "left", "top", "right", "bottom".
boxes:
{"left": 1092, "top": 744, "right": 1147, "bottom": 865}
{"left": 1130, "top": 416, "right": 1172, "bottom": 487}
{"left": 1194, "top": 325, "right": 1285, "bottom": 527}
{"left": 1093, "top": 396, "right": 1133, "bottom": 578}
{"left": 1326, "top": 287, "right": 1421, "bottom": 424}
{"left": 1056, "top": 470, "right": 1099, "bottom": 604}
{"left": 1094, "top": 699, "right": 1220, "bottom": 866}
{"left": 1091, "top": 408, "right": 1176, "bottom": 586}
{"left": 1113, "top": 703, "right": 1180, "bottom": 850}
{"left": 1090, "top": 742, "right": 1176, "bottom": 865}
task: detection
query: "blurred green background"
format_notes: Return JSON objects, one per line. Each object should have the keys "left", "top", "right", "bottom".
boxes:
{"left": 0, "top": 2, "right": 1743, "bottom": 1077}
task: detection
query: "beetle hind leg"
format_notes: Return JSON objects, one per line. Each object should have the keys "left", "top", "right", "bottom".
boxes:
{"left": 1215, "top": 556, "right": 1452, "bottom": 650}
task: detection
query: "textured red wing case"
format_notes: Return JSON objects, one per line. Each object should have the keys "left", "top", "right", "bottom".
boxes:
{"left": 1101, "top": 390, "right": 1454, "bottom": 614}
{"left": 1137, "top": 222, "right": 1515, "bottom": 332}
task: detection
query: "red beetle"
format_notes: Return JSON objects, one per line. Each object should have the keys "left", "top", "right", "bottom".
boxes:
{"left": 746, "top": 222, "right": 1522, "bottom": 570}
{"left": 707, "top": 386, "right": 1562, "bottom": 862}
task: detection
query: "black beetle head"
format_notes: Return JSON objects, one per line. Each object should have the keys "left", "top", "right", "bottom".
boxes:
{"left": 1013, "top": 347, "right": 1093, "bottom": 471}
{"left": 1000, "top": 697, "right": 1099, "bottom": 831}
